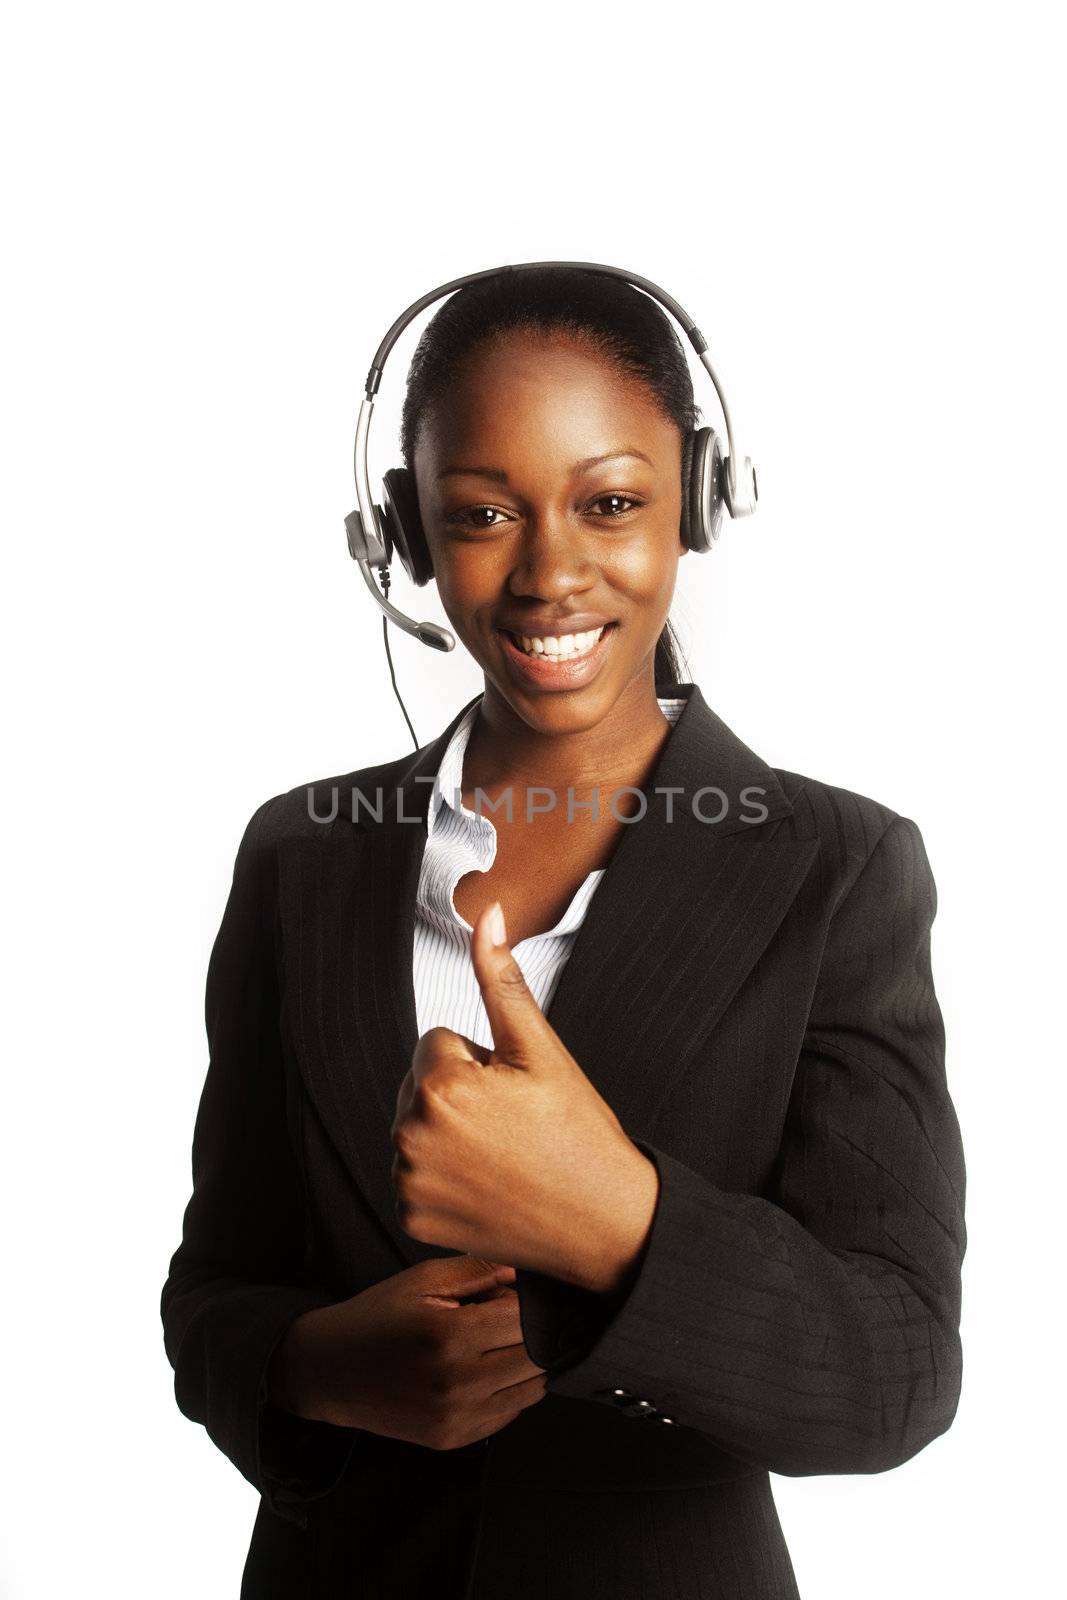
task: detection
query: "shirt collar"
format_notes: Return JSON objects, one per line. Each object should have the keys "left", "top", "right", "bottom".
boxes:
{"left": 426, "top": 699, "right": 482, "bottom": 841}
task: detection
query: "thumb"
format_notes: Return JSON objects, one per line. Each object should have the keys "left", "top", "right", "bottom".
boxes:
{"left": 470, "top": 901, "right": 554, "bottom": 1067}
{"left": 428, "top": 1255, "right": 517, "bottom": 1299}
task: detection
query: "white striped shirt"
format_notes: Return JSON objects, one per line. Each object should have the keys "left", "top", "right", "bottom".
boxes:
{"left": 413, "top": 696, "right": 687, "bottom": 1049}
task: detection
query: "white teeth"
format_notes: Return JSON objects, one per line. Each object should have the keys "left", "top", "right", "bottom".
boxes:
{"left": 514, "top": 626, "right": 607, "bottom": 660}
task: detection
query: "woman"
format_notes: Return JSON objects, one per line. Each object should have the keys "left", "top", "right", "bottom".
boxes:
{"left": 161, "top": 266, "right": 967, "bottom": 1599}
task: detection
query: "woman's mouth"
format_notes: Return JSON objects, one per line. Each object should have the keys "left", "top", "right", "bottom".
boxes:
{"left": 496, "top": 622, "right": 618, "bottom": 689}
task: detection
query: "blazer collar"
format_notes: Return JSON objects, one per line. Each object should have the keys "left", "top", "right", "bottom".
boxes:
{"left": 282, "top": 683, "right": 819, "bottom": 1268}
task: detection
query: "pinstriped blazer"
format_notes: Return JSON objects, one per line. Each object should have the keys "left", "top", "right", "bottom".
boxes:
{"left": 160, "top": 681, "right": 966, "bottom": 1599}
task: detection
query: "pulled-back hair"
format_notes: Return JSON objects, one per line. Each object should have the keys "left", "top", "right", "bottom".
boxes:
{"left": 399, "top": 265, "right": 697, "bottom": 690}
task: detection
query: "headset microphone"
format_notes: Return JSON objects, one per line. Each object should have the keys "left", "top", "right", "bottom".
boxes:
{"left": 343, "top": 508, "right": 453, "bottom": 651}
{"left": 345, "top": 260, "right": 758, "bottom": 742}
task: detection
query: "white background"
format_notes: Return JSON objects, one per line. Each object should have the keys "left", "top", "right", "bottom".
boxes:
{"left": 2, "top": 3, "right": 1063, "bottom": 1595}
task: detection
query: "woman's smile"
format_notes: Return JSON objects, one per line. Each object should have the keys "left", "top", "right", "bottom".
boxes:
{"left": 496, "top": 619, "right": 620, "bottom": 691}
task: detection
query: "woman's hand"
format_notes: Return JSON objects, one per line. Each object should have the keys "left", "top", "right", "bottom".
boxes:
{"left": 391, "top": 902, "right": 660, "bottom": 1293}
{"left": 267, "top": 1255, "right": 548, "bottom": 1447}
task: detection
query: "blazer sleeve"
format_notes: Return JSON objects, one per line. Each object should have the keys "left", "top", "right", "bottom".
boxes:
{"left": 516, "top": 813, "right": 967, "bottom": 1476}
{"left": 160, "top": 798, "right": 361, "bottom": 1529}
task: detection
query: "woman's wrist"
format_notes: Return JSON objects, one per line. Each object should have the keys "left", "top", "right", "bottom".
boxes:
{"left": 557, "top": 1145, "right": 661, "bottom": 1296}
{"left": 266, "top": 1307, "right": 338, "bottom": 1424}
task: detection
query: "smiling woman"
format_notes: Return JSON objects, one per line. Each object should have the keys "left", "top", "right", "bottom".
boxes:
{"left": 160, "top": 264, "right": 966, "bottom": 1600}
{"left": 415, "top": 328, "right": 684, "bottom": 724}
{"left": 399, "top": 265, "right": 699, "bottom": 700}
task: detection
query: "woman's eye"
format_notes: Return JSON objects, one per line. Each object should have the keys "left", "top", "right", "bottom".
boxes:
{"left": 450, "top": 506, "right": 509, "bottom": 530}
{"left": 588, "top": 493, "right": 642, "bottom": 517}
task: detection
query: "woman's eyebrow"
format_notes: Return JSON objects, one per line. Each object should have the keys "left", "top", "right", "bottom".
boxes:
{"left": 436, "top": 449, "right": 653, "bottom": 483}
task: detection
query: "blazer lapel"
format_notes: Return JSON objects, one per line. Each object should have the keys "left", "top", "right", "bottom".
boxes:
{"left": 279, "top": 696, "right": 479, "bottom": 1266}
{"left": 281, "top": 684, "right": 820, "bottom": 1266}
{"left": 542, "top": 687, "right": 821, "bottom": 1140}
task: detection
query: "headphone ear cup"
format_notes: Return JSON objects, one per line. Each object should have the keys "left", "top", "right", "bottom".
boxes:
{"left": 686, "top": 427, "right": 726, "bottom": 552}
{"left": 680, "top": 430, "right": 695, "bottom": 549}
{"left": 381, "top": 467, "right": 434, "bottom": 587}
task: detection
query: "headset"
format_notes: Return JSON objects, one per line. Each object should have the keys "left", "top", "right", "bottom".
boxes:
{"left": 344, "top": 260, "right": 758, "bottom": 742}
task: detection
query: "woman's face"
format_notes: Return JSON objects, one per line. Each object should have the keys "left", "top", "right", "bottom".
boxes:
{"left": 412, "top": 329, "right": 687, "bottom": 736}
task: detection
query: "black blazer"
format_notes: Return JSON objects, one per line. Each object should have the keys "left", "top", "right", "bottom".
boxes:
{"left": 161, "top": 682, "right": 966, "bottom": 1599}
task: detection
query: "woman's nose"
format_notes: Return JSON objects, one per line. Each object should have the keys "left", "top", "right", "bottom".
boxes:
{"left": 506, "top": 509, "right": 596, "bottom": 598}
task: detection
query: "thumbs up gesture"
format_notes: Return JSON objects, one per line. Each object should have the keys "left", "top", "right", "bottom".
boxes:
{"left": 391, "top": 901, "right": 660, "bottom": 1295}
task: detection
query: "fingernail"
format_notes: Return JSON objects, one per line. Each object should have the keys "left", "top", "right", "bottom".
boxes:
{"left": 488, "top": 901, "right": 507, "bottom": 947}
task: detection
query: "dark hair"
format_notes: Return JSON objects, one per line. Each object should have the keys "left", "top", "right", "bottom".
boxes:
{"left": 399, "top": 265, "right": 699, "bottom": 691}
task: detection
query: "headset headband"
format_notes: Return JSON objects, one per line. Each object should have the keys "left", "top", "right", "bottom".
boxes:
{"left": 357, "top": 259, "right": 740, "bottom": 477}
